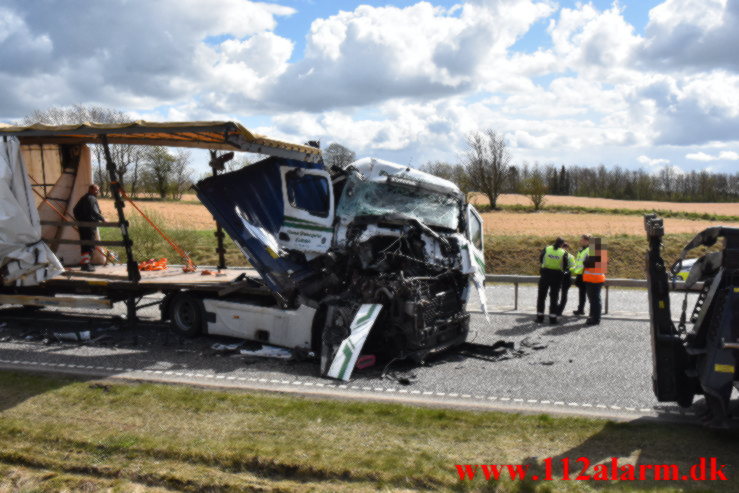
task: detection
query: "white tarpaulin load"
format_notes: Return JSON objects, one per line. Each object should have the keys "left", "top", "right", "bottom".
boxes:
{"left": 0, "top": 137, "right": 63, "bottom": 285}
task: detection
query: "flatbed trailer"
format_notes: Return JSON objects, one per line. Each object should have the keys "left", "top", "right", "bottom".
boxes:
{"left": 0, "top": 121, "right": 319, "bottom": 334}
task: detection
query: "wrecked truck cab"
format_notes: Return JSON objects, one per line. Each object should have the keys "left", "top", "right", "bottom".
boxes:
{"left": 194, "top": 156, "right": 486, "bottom": 380}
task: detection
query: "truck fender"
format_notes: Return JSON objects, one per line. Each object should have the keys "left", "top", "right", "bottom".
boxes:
{"left": 322, "top": 303, "right": 383, "bottom": 381}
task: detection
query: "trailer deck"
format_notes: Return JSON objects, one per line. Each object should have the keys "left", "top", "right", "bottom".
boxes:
{"left": 0, "top": 266, "right": 270, "bottom": 311}
{"left": 1, "top": 121, "right": 311, "bottom": 327}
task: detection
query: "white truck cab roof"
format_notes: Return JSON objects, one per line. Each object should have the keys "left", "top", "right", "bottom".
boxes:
{"left": 349, "top": 157, "right": 463, "bottom": 198}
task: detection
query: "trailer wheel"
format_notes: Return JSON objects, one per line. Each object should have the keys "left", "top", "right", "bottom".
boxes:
{"left": 169, "top": 293, "right": 204, "bottom": 336}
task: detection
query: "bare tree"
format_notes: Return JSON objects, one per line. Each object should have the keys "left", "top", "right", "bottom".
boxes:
{"left": 464, "top": 129, "right": 511, "bottom": 209}
{"left": 225, "top": 154, "right": 252, "bottom": 172}
{"left": 128, "top": 146, "right": 145, "bottom": 198}
{"left": 420, "top": 160, "right": 456, "bottom": 181}
{"left": 420, "top": 160, "right": 473, "bottom": 197}
{"left": 143, "top": 146, "right": 176, "bottom": 199}
{"left": 23, "top": 105, "right": 139, "bottom": 198}
{"left": 323, "top": 142, "right": 356, "bottom": 169}
{"left": 520, "top": 166, "right": 548, "bottom": 211}
{"left": 169, "top": 150, "right": 193, "bottom": 200}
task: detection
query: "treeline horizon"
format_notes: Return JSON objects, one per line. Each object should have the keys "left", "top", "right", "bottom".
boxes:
{"left": 20, "top": 106, "right": 739, "bottom": 204}
{"left": 498, "top": 162, "right": 737, "bottom": 203}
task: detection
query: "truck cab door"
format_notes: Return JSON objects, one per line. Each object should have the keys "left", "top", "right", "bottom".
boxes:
{"left": 464, "top": 204, "right": 488, "bottom": 317}
{"left": 278, "top": 167, "right": 335, "bottom": 255}
{"left": 465, "top": 204, "right": 485, "bottom": 274}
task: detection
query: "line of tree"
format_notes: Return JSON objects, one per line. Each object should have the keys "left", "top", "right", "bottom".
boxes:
{"left": 23, "top": 105, "right": 195, "bottom": 200}
{"left": 419, "top": 130, "right": 739, "bottom": 206}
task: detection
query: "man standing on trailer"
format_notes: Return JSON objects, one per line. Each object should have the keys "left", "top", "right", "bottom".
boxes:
{"left": 73, "top": 184, "right": 105, "bottom": 272}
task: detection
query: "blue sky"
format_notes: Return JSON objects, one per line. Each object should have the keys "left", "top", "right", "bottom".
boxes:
{"left": 0, "top": 0, "right": 738, "bottom": 175}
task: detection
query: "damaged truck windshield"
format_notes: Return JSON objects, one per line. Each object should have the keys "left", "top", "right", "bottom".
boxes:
{"left": 337, "top": 174, "right": 461, "bottom": 231}
{"left": 191, "top": 156, "right": 487, "bottom": 381}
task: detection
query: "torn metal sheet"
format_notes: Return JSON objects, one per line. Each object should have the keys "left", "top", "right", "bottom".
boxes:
{"left": 326, "top": 304, "right": 382, "bottom": 381}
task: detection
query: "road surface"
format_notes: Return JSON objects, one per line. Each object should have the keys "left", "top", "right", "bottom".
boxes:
{"left": 1, "top": 285, "right": 736, "bottom": 423}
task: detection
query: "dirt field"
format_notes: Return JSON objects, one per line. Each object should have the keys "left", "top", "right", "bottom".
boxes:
{"left": 471, "top": 193, "right": 739, "bottom": 216}
{"left": 100, "top": 199, "right": 216, "bottom": 230}
{"left": 101, "top": 197, "right": 739, "bottom": 237}
{"left": 480, "top": 211, "right": 739, "bottom": 236}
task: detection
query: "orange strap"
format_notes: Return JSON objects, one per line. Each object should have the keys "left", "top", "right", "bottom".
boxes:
{"left": 139, "top": 258, "right": 168, "bottom": 271}
{"left": 117, "top": 187, "right": 196, "bottom": 273}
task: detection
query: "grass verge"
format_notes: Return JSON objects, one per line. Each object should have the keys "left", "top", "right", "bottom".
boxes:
{"left": 1, "top": 371, "right": 737, "bottom": 492}
{"left": 484, "top": 233, "right": 713, "bottom": 279}
{"left": 100, "top": 215, "right": 712, "bottom": 279}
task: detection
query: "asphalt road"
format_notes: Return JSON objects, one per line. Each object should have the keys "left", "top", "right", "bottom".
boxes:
{"left": 1, "top": 285, "right": 736, "bottom": 423}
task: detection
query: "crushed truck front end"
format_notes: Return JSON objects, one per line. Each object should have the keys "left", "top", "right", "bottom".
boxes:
{"left": 194, "top": 156, "right": 486, "bottom": 379}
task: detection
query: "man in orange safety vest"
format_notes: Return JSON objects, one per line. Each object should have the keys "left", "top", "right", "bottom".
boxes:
{"left": 582, "top": 237, "right": 607, "bottom": 326}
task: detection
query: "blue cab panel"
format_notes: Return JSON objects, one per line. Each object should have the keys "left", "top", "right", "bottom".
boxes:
{"left": 193, "top": 156, "right": 326, "bottom": 295}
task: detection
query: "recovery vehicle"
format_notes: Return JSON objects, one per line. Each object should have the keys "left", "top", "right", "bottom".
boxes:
{"left": 645, "top": 214, "right": 739, "bottom": 427}
{"left": 0, "top": 121, "right": 486, "bottom": 380}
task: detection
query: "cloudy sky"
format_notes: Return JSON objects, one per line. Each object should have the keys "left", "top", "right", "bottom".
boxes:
{"left": 1, "top": 0, "right": 738, "bottom": 174}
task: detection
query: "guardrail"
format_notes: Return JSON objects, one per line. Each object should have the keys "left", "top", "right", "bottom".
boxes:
{"left": 484, "top": 274, "right": 702, "bottom": 315}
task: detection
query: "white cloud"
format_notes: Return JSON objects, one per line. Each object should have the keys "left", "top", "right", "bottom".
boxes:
{"left": 1, "top": 0, "right": 739, "bottom": 174}
{"left": 637, "top": 155, "right": 670, "bottom": 166}
{"left": 0, "top": 0, "right": 295, "bottom": 115}
{"left": 547, "top": 3, "right": 641, "bottom": 78}
{"left": 686, "top": 150, "right": 739, "bottom": 161}
{"left": 639, "top": 0, "right": 739, "bottom": 72}
{"left": 260, "top": 0, "right": 555, "bottom": 111}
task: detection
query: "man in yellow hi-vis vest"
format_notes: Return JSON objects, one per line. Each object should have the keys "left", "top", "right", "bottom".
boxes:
{"left": 536, "top": 237, "right": 570, "bottom": 324}
{"left": 582, "top": 237, "right": 607, "bottom": 326}
{"left": 571, "top": 234, "right": 591, "bottom": 316}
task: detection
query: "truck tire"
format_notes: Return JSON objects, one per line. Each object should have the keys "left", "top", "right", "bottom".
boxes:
{"left": 169, "top": 292, "right": 204, "bottom": 336}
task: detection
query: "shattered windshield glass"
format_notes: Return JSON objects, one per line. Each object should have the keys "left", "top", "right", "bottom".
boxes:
{"left": 337, "top": 175, "right": 462, "bottom": 230}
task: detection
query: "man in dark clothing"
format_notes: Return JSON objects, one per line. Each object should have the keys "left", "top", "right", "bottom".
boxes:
{"left": 536, "top": 237, "right": 570, "bottom": 324}
{"left": 556, "top": 242, "right": 574, "bottom": 316}
{"left": 72, "top": 184, "right": 105, "bottom": 272}
{"left": 572, "top": 234, "right": 591, "bottom": 316}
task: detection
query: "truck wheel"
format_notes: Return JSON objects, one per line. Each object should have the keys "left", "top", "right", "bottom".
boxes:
{"left": 169, "top": 293, "right": 204, "bottom": 336}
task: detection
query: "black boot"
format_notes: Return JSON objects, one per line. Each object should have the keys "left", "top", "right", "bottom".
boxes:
{"left": 81, "top": 263, "right": 96, "bottom": 272}
{"left": 572, "top": 310, "right": 584, "bottom": 316}
{"left": 536, "top": 315, "right": 544, "bottom": 323}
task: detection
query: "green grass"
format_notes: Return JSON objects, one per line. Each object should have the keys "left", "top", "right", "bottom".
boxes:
{"left": 484, "top": 233, "right": 714, "bottom": 279}
{"left": 475, "top": 203, "right": 739, "bottom": 222}
{"left": 1, "top": 371, "right": 737, "bottom": 492}
{"left": 100, "top": 212, "right": 246, "bottom": 268}
{"left": 100, "top": 214, "right": 714, "bottom": 279}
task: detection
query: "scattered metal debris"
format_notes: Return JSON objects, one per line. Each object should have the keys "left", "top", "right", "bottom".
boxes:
{"left": 239, "top": 345, "right": 292, "bottom": 359}
{"left": 54, "top": 330, "right": 91, "bottom": 342}
{"left": 520, "top": 337, "right": 549, "bottom": 351}
{"left": 211, "top": 342, "right": 244, "bottom": 354}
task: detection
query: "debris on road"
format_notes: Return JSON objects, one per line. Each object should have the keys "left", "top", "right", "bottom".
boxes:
{"left": 520, "top": 337, "right": 549, "bottom": 351}
{"left": 211, "top": 342, "right": 244, "bottom": 354}
{"left": 239, "top": 345, "right": 292, "bottom": 359}
{"left": 54, "top": 330, "right": 91, "bottom": 342}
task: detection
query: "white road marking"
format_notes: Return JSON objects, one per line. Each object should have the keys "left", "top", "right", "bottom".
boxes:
{"left": 0, "top": 358, "right": 678, "bottom": 419}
